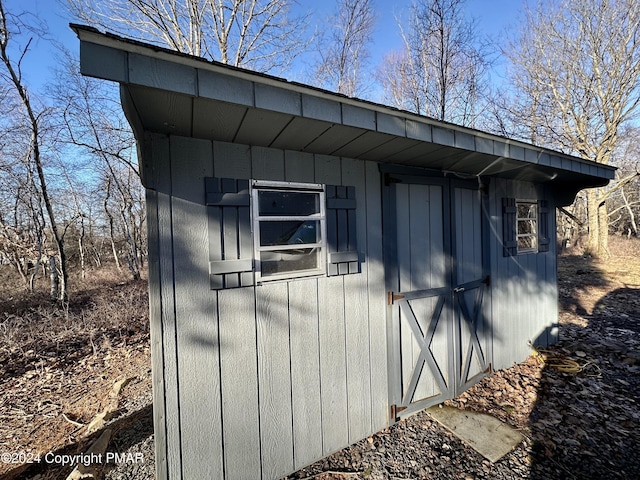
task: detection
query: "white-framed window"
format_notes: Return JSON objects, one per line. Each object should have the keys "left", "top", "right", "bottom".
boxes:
{"left": 516, "top": 200, "right": 538, "bottom": 254}
{"left": 251, "top": 180, "right": 327, "bottom": 282}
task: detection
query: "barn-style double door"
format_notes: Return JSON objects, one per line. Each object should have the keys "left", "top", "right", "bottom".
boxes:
{"left": 385, "top": 173, "right": 491, "bottom": 420}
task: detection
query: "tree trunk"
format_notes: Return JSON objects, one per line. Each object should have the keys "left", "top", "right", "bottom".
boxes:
{"left": 28, "top": 240, "right": 43, "bottom": 292}
{"left": 13, "top": 255, "right": 28, "bottom": 286}
{"left": 621, "top": 188, "right": 638, "bottom": 236}
{"left": 586, "top": 188, "right": 600, "bottom": 255}
{"left": 78, "top": 226, "right": 86, "bottom": 280}
{"left": 598, "top": 191, "right": 610, "bottom": 257}
{"left": 49, "top": 255, "right": 59, "bottom": 300}
{"left": 586, "top": 187, "right": 611, "bottom": 257}
{"left": 104, "top": 178, "right": 122, "bottom": 271}
{"left": 121, "top": 204, "right": 140, "bottom": 281}
{"left": 1, "top": 4, "right": 68, "bottom": 301}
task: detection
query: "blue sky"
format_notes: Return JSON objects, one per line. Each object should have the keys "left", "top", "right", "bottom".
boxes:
{"left": 6, "top": 0, "right": 526, "bottom": 94}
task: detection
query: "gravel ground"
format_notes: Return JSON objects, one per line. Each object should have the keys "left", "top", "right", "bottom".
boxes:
{"left": 284, "top": 315, "right": 640, "bottom": 480}
{"left": 103, "top": 423, "right": 155, "bottom": 480}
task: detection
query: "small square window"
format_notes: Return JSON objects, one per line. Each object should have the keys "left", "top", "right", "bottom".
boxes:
{"left": 516, "top": 201, "right": 538, "bottom": 254}
{"left": 252, "top": 181, "right": 326, "bottom": 282}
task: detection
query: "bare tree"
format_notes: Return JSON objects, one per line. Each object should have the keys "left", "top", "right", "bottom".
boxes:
{"left": 378, "top": 0, "right": 491, "bottom": 126}
{"left": 377, "top": 49, "right": 421, "bottom": 112}
{"left": 65, "top": 0, "right": 311, "bottom": 73}
{"left": 311, "top": 0, "right": 376, "bottom": 97}
{"left": 0, "top": 0, "right": 69, "bottom": 300}
{"left": 606, "top": 126, "right": 640, "bottom": 237}
{"left": 503, "top": 0, "right": 640, "bottom": 256}
{"left": 52, "top": 51, "right": 146, "bottom": 279}
{"left": 0, "top": 167, "right": 48, "bottom": 290}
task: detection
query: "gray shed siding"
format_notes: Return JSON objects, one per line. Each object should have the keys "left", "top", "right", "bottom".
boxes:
{"left": 146, "top": 134, "right": 388, "bottom": 480}
{"left": 147, "top": 136, "right": 559, "bottom": 479}
{"left": 488, "top": 177, "right": 558, "bottom": 370}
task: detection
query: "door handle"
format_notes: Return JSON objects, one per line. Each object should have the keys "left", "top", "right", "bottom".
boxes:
{"left": 453, "top": 286, "right": 465, "bottom": 294}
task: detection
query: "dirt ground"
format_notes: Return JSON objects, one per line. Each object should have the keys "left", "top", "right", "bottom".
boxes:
{"left": 0, "top": 271, "right": 153, "bottom": 480}
{"left": 1, "top": 236, "right": 639, "bottom": 479}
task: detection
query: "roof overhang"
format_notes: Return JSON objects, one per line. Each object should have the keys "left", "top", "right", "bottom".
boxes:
{"left": 72, "top": 24, "right": 616, "bottom": 206}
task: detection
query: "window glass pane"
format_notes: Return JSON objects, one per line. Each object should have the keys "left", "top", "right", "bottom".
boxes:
{"left": 258, "top": 191, "right": 320, "bottom": 216}
{"left": 517, "top": 203, "right": 536, "bottom": 218}
{"left": 517, "top": 236, "right": 537, "bottom": 250}
{"left": 260, "top": 249, "right": 321, "bottom": 276}
{"left": 259, "top": 220, "right": 319, "bottom": 246}
{"left": 518, "top": 219, "right": 537, "bottom": 235}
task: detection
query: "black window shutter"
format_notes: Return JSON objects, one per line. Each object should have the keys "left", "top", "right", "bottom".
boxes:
{"left": 502, "top": 197, "right": 517, "bottom": 257}
{"left": 538, "top": 200, "right": 550, "bottom": 253}
{"left": 205, "top": 178, "right": 253, "bottom": 289}
{"left": 326, "top": 185, "right": 360, "bottom": 276}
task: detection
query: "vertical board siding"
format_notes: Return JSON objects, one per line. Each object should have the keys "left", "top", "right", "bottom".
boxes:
{"left": 285, "top": 151, "right": 315, "bottom": 183}
{"left": 169, "top": 136, "right": 223, "bottom": 478}
{"left": 252, "top": 146, "right": 285, "bottom": 181}
{"left": 364, "top": 162, "right": 389, "bottom": 432}
{"left": 429, "top": 184, "right": 448, "bottom": 401}
{"left": 288, "top": 280, "right": 323, "bottom": 469}
{"left": 394, "top": 183, "right": 413, "bottom": 402}
{"left": 146, "top": 187, "right": 167, "bottom": 480}
{"left": 151, "top": 135, "right": 182, "bottom": 479}
{"left": 145, "top": 135, "right": 167, "bottom": 480}
{"left": 408, "top": 184, "right": 429, "bottom": 401}
{"left": 153, "top": 135, "right": 560, "bottom": 480}
{"left": 452, "top": 186, "right": 486, "bottom": 389}
{"left": 488, "top": 177, "right": 502, "bottom": 368}
{"left": 316, "top": 154, "right": 349, "bottom": 455}
{"left": 455, "top": 188, "right": 482, "bottom": 283}
{"left": 285, "top": 153, "right": 323, "bottom": 470}
{"left": 315, "top": 155, "right": 342, "bottom": 185}
{"left": 213, "top": 142, "right": 252, "bottom": 179}
{"left": 218, "top": 288, "right": 261, "bottom": 480}
{"left": 342, "top": 158, "right": 373, "bottom": 443}
{"left": 154, "top": 138, "right": 391, "bottom": 479}
{"left": 416, "top": 185, "right": 445, "bottom": 401}
{"left": 490, "top": 178, "right": 559, "bottom": 370}
{"left": 317, "top": 276, "right": 349, "bottom": 454}
{"left": 256, "top": 283, "right": 295, "bottom": 480}
{"left": 480, "top": 183, "right": 494, "bottom": 372}
{"left": 394, "top": 183, "right": 448, "bottom": 404}
{"left": 546, "top": 190, "right": 559, "bottom": 344}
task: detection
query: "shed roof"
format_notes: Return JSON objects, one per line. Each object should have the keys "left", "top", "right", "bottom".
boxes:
{"left": 72, "top": 24, "right": 615, "bottom": 205}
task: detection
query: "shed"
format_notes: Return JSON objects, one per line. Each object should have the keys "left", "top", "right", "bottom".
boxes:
{"left": 73, "top": 25, "right": 615, "bottom": 480}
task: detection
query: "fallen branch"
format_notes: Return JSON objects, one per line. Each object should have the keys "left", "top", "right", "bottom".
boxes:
{"left": 65, "top": 428, "right": 112, "bottom": 480}
{"left": 62, "top": 413, "right": 84, "bottom": 428}
{"left": 529, "top": 344, "right": 602, "bottom": 377}
{"left": 86, "top": 377, "right": 132, "bottom": 434}
{"left": 299, "top": 471, "right": 363, "bottom": 479}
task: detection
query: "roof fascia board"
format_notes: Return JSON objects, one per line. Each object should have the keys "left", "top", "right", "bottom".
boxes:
{"left": 72, "top": 24, "right": 616, "bottom": 181}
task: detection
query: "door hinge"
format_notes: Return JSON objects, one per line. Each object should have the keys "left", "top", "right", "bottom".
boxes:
{"left": 384, "top": 174, "right": 401, "bottom": 186}
{"left": 387, "top": 291, "right": 405, "bottom": 305}
{"left": 390, "top": 404, "right": 407, "bottom": 421}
